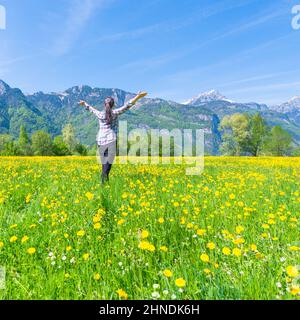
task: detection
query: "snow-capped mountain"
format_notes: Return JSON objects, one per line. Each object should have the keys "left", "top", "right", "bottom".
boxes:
{"left": 183, "top": 90, "right": 232, "bottom": 105}
{"left": 270, "top": 96, "right": 300, "bottom": 113}
{"left": 269, "top": 96, "right": 300, "bottom": 126}
{"left": 1, "top": 79, "right": 300, "bottom": 151}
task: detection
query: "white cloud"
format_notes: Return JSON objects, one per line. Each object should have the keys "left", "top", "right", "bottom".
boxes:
{"left": 89, "top": 0, "right": 260, "bottom": 45}
{"left": 52, "top": 0, "right": 113, "bottom": 56}
{"left": 114, "top": 4, "right": 288, "bottom": 76}
{"left": 226, "top": 82, "right": 300, "bottom": 95}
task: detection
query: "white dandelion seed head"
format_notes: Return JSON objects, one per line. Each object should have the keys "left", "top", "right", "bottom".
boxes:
{"left": 280, "top": 257, "right": 286, "bottom": 262}
{"left": 151, "top": 292, "right": 160, "bottom": 299}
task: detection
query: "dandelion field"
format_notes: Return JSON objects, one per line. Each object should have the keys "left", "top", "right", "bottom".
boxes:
{"left": 0, "top": 157, "right": 299, "bottom": 300}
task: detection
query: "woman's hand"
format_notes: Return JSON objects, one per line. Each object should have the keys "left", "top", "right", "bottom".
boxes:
{"left": 131, "top": 91, "right": 148, "bottom": 105}
{"left": 79, "top": 100, "right": 88, "bottom": 107}
{"left": 137, "top": 91, "right": 148, "bottom": 99}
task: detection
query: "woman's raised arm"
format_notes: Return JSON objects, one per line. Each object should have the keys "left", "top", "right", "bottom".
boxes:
{"left": 79, "top": 100, "right": 104, "bottom": 119}
{"left": 113, "top": 91, "right": 148, "bottom": 116}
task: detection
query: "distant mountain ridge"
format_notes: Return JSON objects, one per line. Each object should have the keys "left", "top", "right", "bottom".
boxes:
{"left": 0, "top": 80, "right": 299, "bottom": 154}
{"left": 184, "top": 89, "right": 300, "bottom": 143}
{"left": 183, "top": 89, "right": 233, "bottom": 105}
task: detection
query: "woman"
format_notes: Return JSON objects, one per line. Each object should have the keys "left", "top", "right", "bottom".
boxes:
{"left": 79, "top": 91, "right": 147, "bottom": 183}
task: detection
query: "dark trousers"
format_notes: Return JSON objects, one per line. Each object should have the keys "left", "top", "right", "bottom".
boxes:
{"left": 98, "top": 141, "right": 116, "bottom": 184}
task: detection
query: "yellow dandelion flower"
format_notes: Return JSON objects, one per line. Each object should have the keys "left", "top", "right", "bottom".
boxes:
{"left": 139, "top": 241, "right": 149, "bottom": 250}
{"left": 0, "top": 241, "right": 4, "bottom": 248}
{"left": 117, "top": 289, "right": 128, "bottom": 300}
{"left": 158, "top": 217, "right": 165, "bottom": 224}
{"left": 94, "top": 223, "right": 101, "bottom": 230}
{"left": 160, "top": 246, "right": 168, "bottom": 252}
{"left": 93, "top": 215, "right": 101, "bottom": 223}
{"left": 148, "top": 244, "right": 155, "bottom": 252}
{"left": 83, "top": 253, "right": 90, "bottom": 261}
{"left": 21, "top": 236, "right": 29, "bottom": 243}
{"left": 255, "top": 252, "right": 264, "bottom": 259}
{"left": 206, "top": 242, "right": 216, "bottom": 250}
{"left": 204, "top": 268, "right": 211, "bottom": 274}
{"left": 139, "top": 241, "right": 155, "bottom": 252}
{"left": 222, "top": 247, "right": 231, "bottom": 256}
{"left": 163, "top": 269, "right": 173, "bottom": 277}
{"left": 27, "top": 247, "right": 36, "bottom": 254}
{"left": 196, "top": 229, "right": 206, "bottom": 236}
{"left": 10, "top": 236, "right": 18, "bottom": 243}
{"left": 290, "top": 286, "right": 300, "bottom": 296}
{"left": 233, "top": 237, "right": 245, "bottom": 245}
{"left": 286, "top": 266, "right": 299, "bottom": 278}
{"left": 94, "top": 273, "right": 101, "bottom": 281}
{"left": 200, "top": 253, "right": 210, "bottom": 263}
{"left": 77, "top": 230, "right": 85, "bottom": 237}
{"left": 25, "top": 194, "right": 31, "bottom": 203}
{"left": 232, "top": 248, "right": 242, "bottom": 257}
{"left": 175, "top": 278, "right": 186, "bottom": 288}
{"left": 235, "top": 226, "right": 244, "bottom": 234}
{"left": 288, "top": 246, "right": 299, "bottom": 251}
{"left": 117, "top": 219, "right": 125, "bottom": 225}
{"left": 85, "top": 192, "right": 94, "bottom": 200}
{"left": 141, "top": 230, "right": 149, "bottom": 239}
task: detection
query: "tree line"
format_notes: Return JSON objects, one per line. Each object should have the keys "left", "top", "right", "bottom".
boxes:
{"left": 0, "top": 114, "right": 299, "bottom": 156}
{"left": 219, "top": 113, "right": 300, "bottom": 156}
{"left": 0, "top": 124, "right": 91, "bottom": 156}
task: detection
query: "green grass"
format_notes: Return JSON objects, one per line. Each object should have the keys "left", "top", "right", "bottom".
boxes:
{"left": 0, "top": 156, "right": 299, "bottom": 300}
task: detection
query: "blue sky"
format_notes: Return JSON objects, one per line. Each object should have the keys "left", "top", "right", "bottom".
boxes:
{"left": 0, "top": 0, "right": 299, "bottom": 104}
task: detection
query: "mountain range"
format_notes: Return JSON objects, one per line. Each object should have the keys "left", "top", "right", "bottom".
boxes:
{"left": 0, "top": 80, "right": 299, "bottom": 154}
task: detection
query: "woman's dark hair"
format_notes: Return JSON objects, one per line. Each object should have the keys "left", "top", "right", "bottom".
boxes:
{"left": 104, "top": 97, "right": 115, "bottom": 125}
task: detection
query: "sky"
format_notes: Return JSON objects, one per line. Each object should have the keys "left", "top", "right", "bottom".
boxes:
{"left": 0, "top": 0, "right": 299, "bottom": 105}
